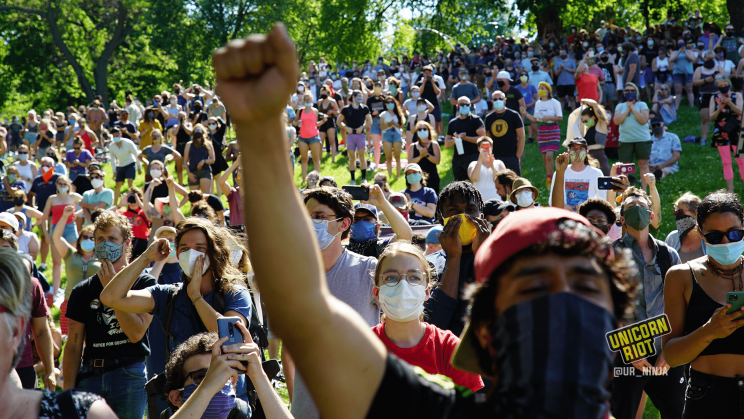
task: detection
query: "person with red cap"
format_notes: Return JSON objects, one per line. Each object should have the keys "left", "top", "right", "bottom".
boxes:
{"left": 217, "top": 25, "right": 638, "bottom": 419}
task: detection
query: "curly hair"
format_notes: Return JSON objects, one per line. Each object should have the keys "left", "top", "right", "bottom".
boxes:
{"left": 465, "top": 219, "right": 638, "bottom": 378}
{"left": 303, "top": 186, "right": 353, "bottom": 240}
{"left": 190, "top": 201, "right": 218, "bottom": 224}
{"left": 94, "top": 210, "right": 133, "bottom": 261}
{"left": 164, "top": 332, "right": 218, "bottom": 395}
{"left": 434, "top": 181, "right": 484, "bottom": 223}
{"left": 697, "top": 190, "right": 743, "bottom": 229}
{"left": 175, "top": 217, "right": 246, "bottom": 293}
{"left": 578, "top": 198, "right": 617, "bottom": 225}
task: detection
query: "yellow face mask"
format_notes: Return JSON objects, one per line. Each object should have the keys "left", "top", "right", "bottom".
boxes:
{"left": 443, "top": 213, "right": 477, "bottom": 246}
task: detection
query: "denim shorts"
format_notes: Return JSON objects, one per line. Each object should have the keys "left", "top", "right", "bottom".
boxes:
{"left": 370, "top": 116, "right": 382, "bottom": 135}
{"left": 188, "top": 167, "right": 212, "bottom": 186}
{"left": 77, "top": 362, "right": 147, "bottom": 419}
{"left": 382, "top": 130, "right": 403, "bottom": 143}
{"left": 51, "top": 222, "right": 78, "bottom": 243}
{"left": 673, "top": 73, "right": 693, "bottom": 84}
{"left": 298, "top": 135, "right": 321, "bottom": 145}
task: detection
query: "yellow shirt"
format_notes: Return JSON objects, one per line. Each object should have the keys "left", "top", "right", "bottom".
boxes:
{"left": 138, "top": 119, "right": 162, "bottom": 150}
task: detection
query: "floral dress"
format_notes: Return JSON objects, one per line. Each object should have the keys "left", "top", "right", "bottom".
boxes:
{"left": 712, "top": 93, "right": 742, "bottom": 148}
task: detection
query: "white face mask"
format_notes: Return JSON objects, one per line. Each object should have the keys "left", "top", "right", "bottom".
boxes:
{"left": 378, "top": 281, "right": 427, "bottom": 322}
{"left": 312, "top": 218, "right": 341, "bottom": 250}
{"left": 516, "top": 189, "right": 535, "bottom": 208}
{"left": 91, "top": 178, "right": 104, "bottom": 189}
{"left": 150, "top": 169, "right": 162, "bottom": 178}
{"left": 178, "top": 248, "right": 211, "bottom": 277}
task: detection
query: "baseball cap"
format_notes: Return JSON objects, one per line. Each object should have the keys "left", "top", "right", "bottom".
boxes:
{"left": 649, "top": 116, "right": 663, "bottom": 125}
{"left": 404, "top": 163, "right": 422, "bottom": 173}
{"left": 354, "top": 203, "right": 379, "bottom": 220}
{"left": 0, "top": 212, "right": 20, "bottom": 233}
{"left": 483, "top": 199, "right": 515, "bottom": 217}
{"left": 12, "top": 212, "right": 27, "bottom": 227}
{"left": 497, "top": 71, "right": 512, "bottom": 81}
{"left": 425, "top": 226, "right": 443, "bottom": 244}
{"left": 451, "top": 207, "right": 593, "bottom": 377}
{"left": 566, "top": 137, "right": 588, "bottom": 148}
{"left": 388, "top": 193, "right": 408, "bottom": 209}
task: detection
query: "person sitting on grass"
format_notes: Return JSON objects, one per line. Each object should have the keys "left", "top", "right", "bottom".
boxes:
{"left": 648, "top": 117, "right": 682, "bottom": 179}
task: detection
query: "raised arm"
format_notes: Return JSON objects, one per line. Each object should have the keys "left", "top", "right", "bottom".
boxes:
{"left": 366, "top": 184, "right": 412, "bottom": 242}
{"left": 213, "top": 25, "right": 386, "bottom": 419}
{"left": 167, "top": 178, "right": 186, "bottom": 225}
{"left": 218, "top": 159, "right": 241, "bottom": 196}
{"left": 52, "top": 205, "right": 76, "bottom": 258}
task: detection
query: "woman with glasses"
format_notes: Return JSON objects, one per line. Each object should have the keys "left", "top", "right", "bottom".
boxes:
{"left": 665, "top": 192, "right": 705, "bottom": 264}
{"left": 709, "top": 75, "right": 743, "bottom": 192}
{"left": 371, "top": 241, "right": 484, "bottom": 392}
{"left": 662, "top": 191, "right": 744, "bottom": 417}
{"left": 42, "top": 175, "right": 82, "bottom": 298}
{"left": 52, "top": 205, "right": 100, "bottom": 335}
{"left": 651, "top": 84, "right": 677, "bottom": 125}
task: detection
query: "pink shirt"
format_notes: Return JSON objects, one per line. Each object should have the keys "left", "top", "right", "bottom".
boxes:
{"left": 298, "top": 107, "right": 319, "bottom": 139}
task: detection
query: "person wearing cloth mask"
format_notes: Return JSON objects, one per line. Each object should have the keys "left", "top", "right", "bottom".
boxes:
{"left": 0, "top": 249, "right": 118, "bottom": 418}
{"left": 163, "top": 330, "right": 292, "bottom": 419}
{"left": 662, "top": 191, "right": 744, "bottom": 417}
{"left": 42, "top": 174, "right": 82, "bottom": 299}
{"left": 571, "top": 98, "right": 612, "bottom": 175}
{"left": 304, "top": 170, "right": 320, "bottom": 190}
{"left": 664, "top": 192, "right": 706, "bottom": 263}
{"left": 482, "top": 198, "right": 514, "bottom": 231}
{"left": 63, "top": 211, "right": 156, "bottom": 419}
{"left": 423, "top": 181, "right": 491, "bottom": 336}
{"left": 406, "top": 121, "right": 441, "bottom": 193}
{"left": 522, "top": 82, "right": 563, "bottom": 188}
{"left": 516, "top": 69, "right": 538, "bottom": 144}
{"left": 611, "top": 187, "right": 685, "bottom": 419}
{"left": 52, "top": 205, "right": 100, "bottom": 336}
{"left": 108, "top": 127, "right": 141, "bottom": 204}
{"left": 218, "top": 31, "right": 635, "bottom": 417}
{"left": 138, "top": 107, "right": 164, "bottom": 150}
{"left": 337, "top": 90, "right": 373, "bottom": 185}
{"left": 614, "top": 82, "right": 652, "bottom": 188}
{"left": 118, "top": 188, "right": 150, "bottom": 260}
{"left": 709, "top": 75, "right": 743, "bottom": 192}
{"left": 488, "top": 89, "right": 526, "bottom": 176}
{"left": 347, "top": 185, "right": 413, "bottom": 258}
{"left": 370, "top": 241, "right": 484, "bottom": 392}
{"left": 373, "top": 172, "right": 392, "bottom": 200}
{"left": 651, "top": 83, "right": 677, "bottom": 125}
{"left": 424, "top": 225, "right": 443, "bottom": 255}
{"left": 574, "top": 57, "right": 603, "bottom": 103}
{"left": 694, "top": 50, "right": 726, "bottom": 148}
{"left": 388, "top": 192, "right": 427, "bottom": 226}
{"left": 13, "top": 144, "right": 37, "bottom": 193}
{"left": 379, "top": 96, "right": 406, "bottom": 178}
{"left": 494, "top": 71, "right": 525, "bottom": 113}
{"left": 67, "top": 137, "right": 94, "bottom": 181}
{"left": 402, "top": 163, "right": 438, "bottom": 224}
{"left": 468, "top": 137, "right": 505, "bottom": 202}
{"left": 577, "top": 197, "right": 616, "bottom": 235}
{"left": 445, "top": 97, "right": 486, "bottom": 182}
{"left": 648, "top": 116, "right": 682, "bottom": 180}
{"left": 508, "top": 177, "right": 539, "bottom": 210}
{"left": 99, "top": 217, "right": 254, "bottom": 403}
{"left": 550, "top": 138, "right": 607, "bottom": 212}
{"left": 139, "top": 128, "right": 182, "bottom": 185}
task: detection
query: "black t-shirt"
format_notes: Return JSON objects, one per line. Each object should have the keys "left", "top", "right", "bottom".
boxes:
{"left": 366, "top": 95, "right": 386, "bottom": 118}
{"left": 107, "top": 109, "right": 118, "bottom": 127}
{"left": 72, "top": 174, "right": 93, "bottom": 196}
{"left": 503, "top": 86, "right": 523, "bottom": 113}
{"left": 66, "top": 273, "right": 157, "bottom": 360}
{"left": 598, "top": 62, "right": 617, "bottom": 85}
{"left": 340, "top": 104, "right": 371, "bottom": 130}
{"left": 114, "top": 121, "right": 137, "bottom": 139}
{"left": 484, "top": 109, "right": 524, "bottom": 158}
{"left": 366, "top": 354, "right": 480, "bottom": 419}
{"left": 416, "top": 79, "right": 440, "bottom": 108}
{"left": 446, "top": 115, "right": 484, "bottom": 156}
{"left": 146, "top": 181, "right": 169, "bottom": 204}
{"left": 641, "top": 46, "right": 658, "bottom": 66}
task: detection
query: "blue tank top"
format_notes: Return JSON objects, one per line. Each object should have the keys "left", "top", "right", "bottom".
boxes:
{"left": 188, "top": 145, "right": 210, "bottom": 172}
{"left": 673, "top": 50, "right": 695, "bottom": 75}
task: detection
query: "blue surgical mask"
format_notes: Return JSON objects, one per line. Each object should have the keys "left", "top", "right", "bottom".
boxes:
{"left": 417, "top": 129, "right": 429, "bottom": 139}
{"left": 356, "top": 96, "right": 363, "bottom": 103}
{"left": 182, "top": 383, "right": 236, "bottom": 419}
{"left": 68, "top": 119, "right": 75, "bottom": 125}
{"left": 458, "top": 106, "right": 470, "bottom": 115}
{"left": 386, "top": 103, "right": 395, "bottom": 110}
{"left": 493, "top": 100, "right": 505, "bottom": 110}
{"left": 350, "top": 220, "right": 377, "bottom": 242}
{"left": 169, "top": 242, "right": 177, "bottom": 259}
{"left": 390, "top": 86, "right": 397, "bottom": 94}
{"left": 624, "top": 91, "right": 637, "bottom": 102}
{"left": 705, "top": 241, "right": 744, "bottom": 266}
{"left": 113, "top": 136, "right": 121, "bottom": 143}
{"left": 312, "top": 218, "right": 342, "bottom": 250}
{"left": 406, "top": 173, "right": 423, "bottom": 184}
{"left": 597, "top": 46, "right": 605, "bottom": 53}
{"left": 81, "top": 239, "right": 95, "bottom": 252}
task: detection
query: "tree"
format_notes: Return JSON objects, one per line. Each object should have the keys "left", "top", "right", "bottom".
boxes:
{"left": 0, "top": 0, "right": 143, "bottom": 107}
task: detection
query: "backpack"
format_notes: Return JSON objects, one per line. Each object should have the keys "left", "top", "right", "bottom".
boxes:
{"left": 614, "top": 237, "right": 673, "bottom": 282}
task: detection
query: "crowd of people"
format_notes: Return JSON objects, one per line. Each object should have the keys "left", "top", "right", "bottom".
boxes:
{"left": 1, "top": 12, "right": 744, "bottom": 419}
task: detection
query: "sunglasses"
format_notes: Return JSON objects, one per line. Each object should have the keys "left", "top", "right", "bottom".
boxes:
{"left": 703, "top": 229, "right": 744, "bottom": 245}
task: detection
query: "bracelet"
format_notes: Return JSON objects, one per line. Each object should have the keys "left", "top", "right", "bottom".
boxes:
{"left": 193, "top": 295, "right": 204, "bottom": 304}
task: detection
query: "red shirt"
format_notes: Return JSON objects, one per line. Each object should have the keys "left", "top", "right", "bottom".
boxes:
{"left": 17, "top": 277, "right": 49, "bottom": 369}
{"left": 372, "top": 322, "right": 484, "bottom": 392}
{"left": 121, "top": 207, "right": 150, "bottom": 239}
{"left": 80, "top": 130, "right": 95, "bottom": 151}
{"left": 576, "top": 73, "right": 600, "bottom": 102}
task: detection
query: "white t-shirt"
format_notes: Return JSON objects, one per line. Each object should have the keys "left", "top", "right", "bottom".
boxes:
{"left": 402, "top": 98, "right": 433, "bottom": 116}
{"left": 380, "top": 111, "right": 403, "bottom": 134}
{"left": 109, "top": 138, "right": 139, "bottom": 167}
{"left": 549, "top": 165, "right": 607, "bottom": 210}
{"left": 469, "top": 160, "right": 506, "bottom": 202}
{"left": 716, "top": 60, "right": 736, "bottom": 75}
{"left": 534, "top": 98, "right": 563, "bottom": 122}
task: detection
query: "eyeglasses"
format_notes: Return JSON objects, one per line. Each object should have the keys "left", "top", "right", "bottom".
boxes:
{"left": 703, "top": 229, "right": 744, "bottom": 245}
{"left": 179, "top": 368, "right": 209, "bottom": 390}
{"left": 310, "top": 214, "right": 341, "bottom": 224}
{"left": 379, "top": 270, "right": 426, "bottom": 286}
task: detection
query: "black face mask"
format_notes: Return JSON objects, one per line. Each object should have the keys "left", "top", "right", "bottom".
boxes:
{"left": 320, "top": 94, "right": 328, "bottom": 100}
{"left": 704, "top": 59, "right": 715, "bottom": 69}
{"left": 127, "top": 195, "right": 136, "bottom": 204}
{"left": 497, "top": 80, "right": 506, "bottom": 88}
{"left": 532, "top": 65, "right": 540, "bottom": 72}
{"left": 720, "top": 85, "right": 731, "bottom": 94}
{"left": 590, "top": 222, "right": 610, "bottom": 235}
{"left": 652, "top": 126, "right": 664, "bottom": 136}
{"left": 601, "top": 56, "right": 609, "bottom": 63}
{"left": 726, "top": 31, "right": 735, "bottom": 37}
{"left": 13, "top": 197, "right": 24, "bottom": 206}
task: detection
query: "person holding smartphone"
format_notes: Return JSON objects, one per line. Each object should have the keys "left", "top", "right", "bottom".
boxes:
{"left": 346, "top": 185, "right": 412, "bottom": 258}
{"left": 663, "top": 191, "right": 744, "bottom": 417}
{"left": 467, "top": 137, "right": 505, "bottom": 202}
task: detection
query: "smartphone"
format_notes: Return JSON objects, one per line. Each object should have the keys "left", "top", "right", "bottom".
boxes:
{"left": 479, "top": 142, "right": 492, "bottom": 154}
{"left": 217, "top": 317, "right": 244, "bottom": 347}
{"left": 618, "top": 163, "right": 636, "bottom": 175}
{"left": 342, "top": 185, "right": 369, "bottom": 201}
{"left": 727, "top": 292, "right": 744, "bottom": 320}
{"left": 598, "top": 176, "right": 624, "bottom": 191}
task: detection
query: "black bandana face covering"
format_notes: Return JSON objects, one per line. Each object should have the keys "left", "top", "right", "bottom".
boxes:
{"left": 675, "top": 214, "right": 697, "bottom": 242}
{"left": 490, "top": 292, "right": 616, "bottom": 418}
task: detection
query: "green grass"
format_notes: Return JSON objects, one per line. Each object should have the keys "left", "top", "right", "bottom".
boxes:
{"left": 30, "top": 99, "right": 720, "bottom": 414}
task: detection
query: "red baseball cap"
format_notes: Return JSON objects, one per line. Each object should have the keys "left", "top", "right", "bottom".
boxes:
{"left": 474, "top": 207, "right": 593, "bottom": 284}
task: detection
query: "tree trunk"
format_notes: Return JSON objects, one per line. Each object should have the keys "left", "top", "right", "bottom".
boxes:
{"left": 730, "top": 0, "right": 744, "bottom": 35}
{"left": 534, "top": 8, "right": 562, "bottom": 39}
{"left": 93, "top": 1, "right": 133, "bottom": 107}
